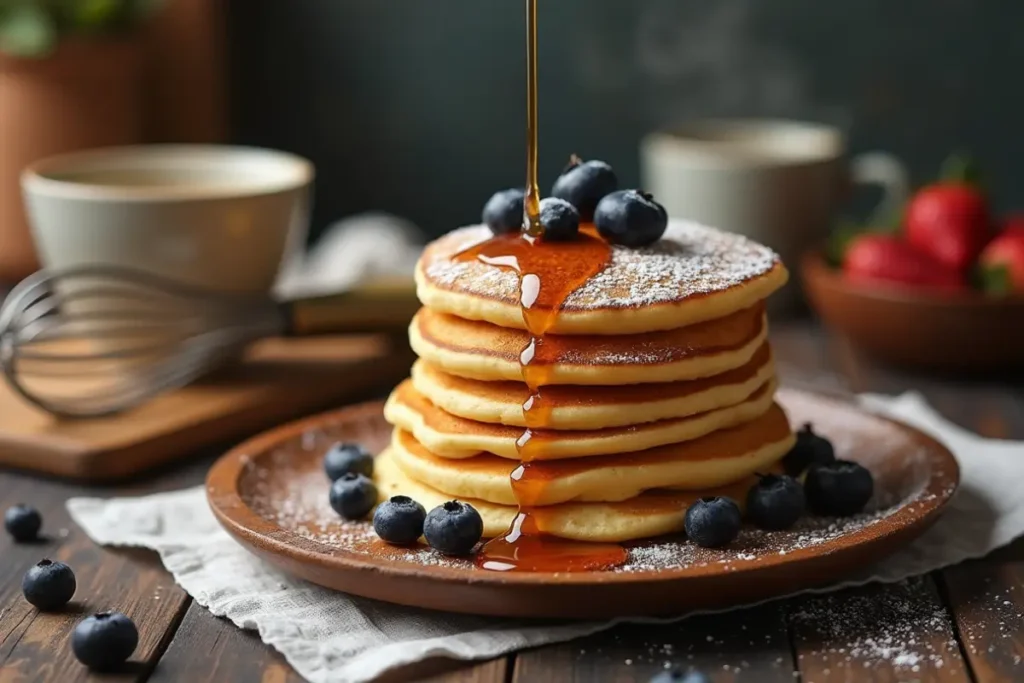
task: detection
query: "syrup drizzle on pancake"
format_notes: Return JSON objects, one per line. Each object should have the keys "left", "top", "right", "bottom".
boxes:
{"left": 453, "top": 0, "right": 628, "bottom": 573}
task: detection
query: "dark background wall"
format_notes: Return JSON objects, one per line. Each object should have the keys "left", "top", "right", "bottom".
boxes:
{"left": 228, "top": 0, "right": 1023, "bottom": 242}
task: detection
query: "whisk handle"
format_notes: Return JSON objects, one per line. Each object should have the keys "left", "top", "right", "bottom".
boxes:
{"left": 282, "top": 280, "right": 420, "bottom": 336}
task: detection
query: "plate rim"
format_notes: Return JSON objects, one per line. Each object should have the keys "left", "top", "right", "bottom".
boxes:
{"left": 206, "top": 388, "right": 960, "bottom": 592}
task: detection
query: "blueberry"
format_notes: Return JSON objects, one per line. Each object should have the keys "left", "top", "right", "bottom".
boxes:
{"left": 594, "top": 189, "right": 668, "bottom": 248}
{"left": 423, "top": 500, "right": 483, "bottom": 555}
{"left": 650, "top": 669, "right": 711, "bottom": 683}
{"left": 746, "top": 474, "right": 805, "bottom": 530}
{"left": 329, "top": 472, "right": 378, "bottom": 520}
{"left": 323, "top": 442, "right": 374, "bottom": 481}
{"left": 373, "top": 495, "right": 426, "bottom": 545}
{"left": 684, "top": 496, "right": 741, "bottom": 548}
{"left": 805, "top": 460, "right": 874, "bottom": 517}
{"left": 72, "top": 612, "right": 138, "bottom": 671}
{"left": 5, "top": 504, "right": 42, "bottom": 542}
{"left": 482, "top": 188, "right": 525, "bottom": 235}
{"left": 538, "top": 197, "right": 580, "bottom": 242}
{"left": 782, "top": 423, "right": 836, "bottom": 476}
{"left": 22, "top": 559, "right": 76, "bottom": 611}
{"left": 550, "top": 155, "right": 618, "bottom": 222}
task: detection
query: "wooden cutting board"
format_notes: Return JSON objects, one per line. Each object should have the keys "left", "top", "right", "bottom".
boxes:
{"left": 0, "top": 334, "right": 412, "bottom": 482}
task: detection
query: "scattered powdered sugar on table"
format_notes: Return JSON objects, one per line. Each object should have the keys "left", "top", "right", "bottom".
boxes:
{"left": 421, "top": 221, "right": 780, "bottom": 310}
{"left": 789, "top": 576, "right": 967, "bottom": 677}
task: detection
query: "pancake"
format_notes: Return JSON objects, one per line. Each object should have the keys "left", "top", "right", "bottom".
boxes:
{"left": 376, "top": 448, "right": 762, "bottom": 541}
{"left": 410, "top": 304, "right": 768, "bottom": 385}
{"left": 383, "top": 377, "right": 779, "bottom": 459}
{"left": 411, "top": 344, "right": 775, "bottom": 430}
{"left": 416, "top": 220, "right": 787, "bottom": 335}
{"left": 388, "top": 403, "right": 793, "bottom": 505}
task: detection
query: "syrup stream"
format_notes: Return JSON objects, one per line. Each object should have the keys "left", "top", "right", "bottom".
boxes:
{"left": 457, "top": 0, "right": 626, "bottom": 573}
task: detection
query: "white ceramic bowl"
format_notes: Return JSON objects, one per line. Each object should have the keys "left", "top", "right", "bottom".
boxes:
{"left": 21, "top": 144, "right": 314, "bottom": 293}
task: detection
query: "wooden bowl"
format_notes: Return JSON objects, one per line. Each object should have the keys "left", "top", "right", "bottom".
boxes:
{"left": 801, "top": 250, "right": 1024, "bottom": 371}
{"left": 206, "top": 389, "right": 958, "bottom": 619}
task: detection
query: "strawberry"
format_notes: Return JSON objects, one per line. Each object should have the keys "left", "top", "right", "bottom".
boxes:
{"left": 978, "top": 231, "right": 1024, "bottom": 294}
{"left": 904, "top": 183, "right": 991, "bottom": 273}
{"left": 843, "top": 234, "right": 962, "bottom": 290}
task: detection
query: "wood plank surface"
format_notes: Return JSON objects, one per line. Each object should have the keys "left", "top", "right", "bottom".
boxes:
{"left": 0, "top": 462, "right": 203, "bottom": 682}
{"left": 1, "top": 321, "right": 1023, "bottom": 682}
{"left": 512, "top": 603, "right": 794, "bottom": 682}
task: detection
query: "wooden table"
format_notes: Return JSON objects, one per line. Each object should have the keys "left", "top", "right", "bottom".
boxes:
{"left": 1, "top": 320, "right": 1022, "bottom": 683}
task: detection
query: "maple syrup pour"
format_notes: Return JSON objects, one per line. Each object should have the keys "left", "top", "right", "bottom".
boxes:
{"left": 457, "top": 229, "right": 624, "bottom": 571}
{"left": 460, "top": 0, "right": 626, "bottom": 572}
{"left": 523, "top": 0, "right": 541, "bottom": 236}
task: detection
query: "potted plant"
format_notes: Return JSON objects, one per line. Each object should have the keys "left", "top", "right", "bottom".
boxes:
{"left": 0, "top": 0, "right": 162, "bottom": 282}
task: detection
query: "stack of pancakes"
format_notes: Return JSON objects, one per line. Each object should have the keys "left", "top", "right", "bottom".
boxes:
{"left": 379, "top": 220, "right": 795, "bottom": 543}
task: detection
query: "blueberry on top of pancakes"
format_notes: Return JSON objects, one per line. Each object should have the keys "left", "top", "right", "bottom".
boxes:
{"left": 551, "top": 155, "right": 618, "bottom": 222}
{"left": 595, "top": 189, "right": 668, "bottom": 248}
{"left": 482, "top": 188, "right": 525, "bottom": 235}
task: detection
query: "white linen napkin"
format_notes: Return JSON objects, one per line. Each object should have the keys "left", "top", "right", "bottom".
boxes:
{"left": 67, "top": 392, "right": 1024, "bottom": 683}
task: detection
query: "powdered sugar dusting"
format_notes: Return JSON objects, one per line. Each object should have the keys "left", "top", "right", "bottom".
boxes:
{"left": 421, "top": 221, "right": 780, "bottom": 310}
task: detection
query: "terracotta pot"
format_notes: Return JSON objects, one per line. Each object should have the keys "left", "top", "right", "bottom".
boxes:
{"left": 0, "top": 38, "right": 144, "bottom": 283}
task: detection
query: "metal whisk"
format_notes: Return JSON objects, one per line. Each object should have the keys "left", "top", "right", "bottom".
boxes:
{"left": 0, "top": 266, "right": 420, "bottom": 419}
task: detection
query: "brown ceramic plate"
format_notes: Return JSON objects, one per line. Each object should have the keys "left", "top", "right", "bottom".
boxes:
{"left": 206, "top": 388, "right": 958, "bottom": 619}
{"left": 802, "top": 249, "right": 1024, "bottom": 370}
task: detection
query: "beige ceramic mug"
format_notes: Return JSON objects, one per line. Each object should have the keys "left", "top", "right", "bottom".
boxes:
{"left": 640, "top": 119, "right": 907, "bottom": 313}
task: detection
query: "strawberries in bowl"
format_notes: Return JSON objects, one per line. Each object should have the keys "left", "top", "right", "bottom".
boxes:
{"left": 829, "top": 153, "right": 1021, "bottom": 299}
{"left": 802, "top": 153, "right": 1024, "bottom": 370}
{"left": 843, "top": 234, "right": 962, "bottom": 290}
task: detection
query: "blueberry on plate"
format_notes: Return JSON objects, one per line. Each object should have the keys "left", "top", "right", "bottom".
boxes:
{"left": 323, "top": 442, "right": 374, "bottom": 481}
{"left": 72, "top": 612, "right": 138, "bottom": 671}
{"left": 329, "top": 472, "right": 378, "bottom": 520}
{"left": 804, "top": 460, "right": 874, "bottom": 517}
{"left": 482, "top": 188, "right": 525, "bottom": 235}
{"left": 5, "top": 504, "right": 42, "bottom": 542}
{"left": 423, "top": 500, "right": 483, "bottom": 555}
{"left": 22, "top": 559, "right": 76, "bottom": 611}
{"left": 373, "top": 495, "right": 427, "bottom": 545}
{"left": 684, "top": 496, "right": 742, "bottom": 548}
{"left": 746, "top": 474, "right": 805, "bottom": 531}
{"left": 550, "top": 155, "right": 618, "bottom": 222}
{"left": 538, "top": 197, "right": 580, "bottom": 242}
{"left": 782, "top": 423, "right": 836, "bottom": 476}
{"left": 650, "top": 669, "right": 711, "bottom": 683}
{"left": 594, "top": 189, "right": 668, "bottom": 248}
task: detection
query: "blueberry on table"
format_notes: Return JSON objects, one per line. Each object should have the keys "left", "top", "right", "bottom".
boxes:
{"left": 650, "top": 669, "right": 711, "bottom": 683}
{"left": 22, "top": 559, "right": 76, "bottom": 611}
{"left": 72, "top": 612, "right": 138, "bottom": 671}
{"left": 746, "top": 474, "right": 805, "bottom": 530}
{"left": 804, "top": 460, "right": 874, "bottom": 517}
{"left": 373, "top": 495, "right": 427, "bottom": 545}
{"left": 782, "top": 423, "right": 836, "bottom": 476}
{"left": 538, "top": 197, "right": 580, "bottom": 242}
{"left": 483, "top": 188, "right": 526, "bottom": 235}
{"left": 323, "top": 442, "right": 374, "bottom": 481}
{"left": 5, "top": 504, "right": 42, "bottom": 542}
{"left": 329, "top": 473, "right": 378, "bottom": 520}
{"left": 423, "top": 500, "right": 483, "bottom": 555}
{"left": 550, "top": 155, "right": 618, "bottom": 222}
{"left": 684, "top": 496, "right": 742, "bottom": 548}
{"left": 594, "top": 189, "right": 669, "bottom": 247}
